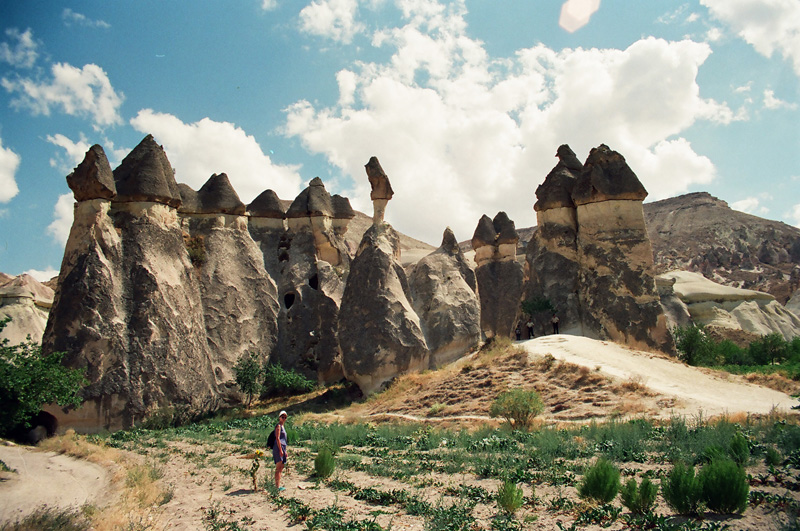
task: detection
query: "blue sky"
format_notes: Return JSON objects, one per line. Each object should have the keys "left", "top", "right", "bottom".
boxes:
{"left": 1, "top": 0, "right": 798, "bottom": 279}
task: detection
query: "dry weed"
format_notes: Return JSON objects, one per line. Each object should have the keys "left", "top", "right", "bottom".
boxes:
{"left": 743, "top": 372, "right": 800, "bottom": 395}
{"left": 614, "top": 375, "right": 653, "bottom": 396}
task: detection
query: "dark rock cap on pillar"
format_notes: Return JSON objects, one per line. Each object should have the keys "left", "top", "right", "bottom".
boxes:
{"left": 286, "top": 177, "right": 335, "bottom": 218}
{"left": 247, "top": 189, "right": 286, "bottom": 218}
{"left": 67, "top": 144, "right": 117, "bottom": 201}
{"left": 113, "top": 134, "right": 182, "bottom": 207}
{"left": 572, "top": 144, "right": 648, "bottom": 206}
{"left": 534, "top": 144, "right": 580, "bottom": 212}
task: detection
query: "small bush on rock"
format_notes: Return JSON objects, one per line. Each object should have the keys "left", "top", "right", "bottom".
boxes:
{"left": 489, "top": 388, "right": 543, "bottom": 430}
{"left": 661, "top": 461, "right": 702, "bottom": 515}
{"left": 699, "top": 458, "right": 749, "bottom": 514}
{"left": 620, "top": 477, "right": 657, "bottom": 515}
{"left": 578, "top": 458, "right": 620, "bottom": 504}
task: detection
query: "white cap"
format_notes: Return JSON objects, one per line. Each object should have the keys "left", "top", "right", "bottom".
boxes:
{"left": 279, "top": 410, "right": 288, "bottom": 418}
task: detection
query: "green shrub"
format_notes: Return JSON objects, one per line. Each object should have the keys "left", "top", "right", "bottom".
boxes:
{"left": 699, "top": 458, "right": 748, "bottom": 514}
{"left": 0, "top": 506, "right": 90, "bottom": 530}
{"left": 661, "top": 461, "right": 702, "bottom": 515}
{"left": 620, "top": 477, "right": 658, "bottom": 515}
{"left": 764, "top": 446, "right": 782, "bottom": 466}
{"left": 184, "top": 234, "right": 206, "bottom": 267}
{"left": 672, "top": 324, "right": 715, "bottom": 366}
{"left": 578, "top": 458, "right": 620, "bottom": 504}
{"left": 233, "top": 352, "right": 262, "bottom": 408}
{"left": 717, "top": 340, "right": 750, "bottom": 365}
{"left": 489, "top": 388, "right": 543, "bottom": 430}
{"left": 315, "top": 447, "right": 336, "bottom": 479}
{"left": 262, "top": 363, "right": 316, "bottom": 397}
{"left": 748, "top": 333, "right": 788, "bottom": 365}
{"left": 496, "top": 480, "right": 524, "bottom": 515}
{"left": 0, "top": 319, "right": 86, "bottom": 436}
{"left": 728, "top": 432, "right": 750, "bottom": 466}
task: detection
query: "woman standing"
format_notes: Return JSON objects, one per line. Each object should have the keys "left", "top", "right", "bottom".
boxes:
{"left": 273, "top": 410, "right": 288, "bottom": 490}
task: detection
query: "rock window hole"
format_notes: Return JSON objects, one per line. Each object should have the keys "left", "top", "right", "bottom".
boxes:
{"left": 308, "top": 274, "right": 319, "bottom": 290}
{"left": 284, "top": 292, "right": 295, "bottom": 309}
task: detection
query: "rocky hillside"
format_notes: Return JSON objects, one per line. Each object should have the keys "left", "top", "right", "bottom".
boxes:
{"left": 644, "top": 192, "right": 800, "bottom": 304}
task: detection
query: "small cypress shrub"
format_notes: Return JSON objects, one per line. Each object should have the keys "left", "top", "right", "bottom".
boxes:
{"left": 578, "top": 458, "right": 620, "bottom": 504}
{"left": 314, "top": 447, "right": 336, "bottom": 479}
{"left": 496, "top": 480, "right": 524, "bottom": 515}
{"left": 699, "top": 458, "right": 748, "bottom": 514}
{"left": 728, "top": 432, "right": 750, "bottom": 466}
{"left": 764, "top": 446, "right": 782, "bottom": 466}
{"left": 661, "top": 461, "right": 702, "bottom": 515}
{"left": 620, "top": 477, "right": 658, "bottom": 515}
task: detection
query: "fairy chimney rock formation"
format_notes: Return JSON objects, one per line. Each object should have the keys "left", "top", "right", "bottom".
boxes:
{"left": 339, "top": 223, "right": 428, "bottom": 394}
{"left": 526, "top": 144, "right": 582, "bottom": 335}
{"left": 179, "top": 174, "right": 280, "bottom": 400}
{"left": 572, "top": 144, "right": 673, "bottom": 351}
{"left": 43, "top": 136, "right": 219, "bottom": 432}
{"left": 409, "top": 228, "right": 480, "bottom": 368}
{"left": 472, "top": 212, "right": 524, "bottom": 339}
{"left": 286, "top": 177, "right": 351, "bottom": 267}
{"left": 365, "top": 156, "right": 394, "bottom": 224}
{"left": 66, "top": 144, "right": 117, "bottom": 201}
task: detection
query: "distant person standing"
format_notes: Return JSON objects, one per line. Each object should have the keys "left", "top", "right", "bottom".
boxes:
{"left": 551, "top": 314, "right": 560, "bottom": 334}
{"left": 526, "top": 319, "right": 534, "bottom": 339}
{"left": 273, "top": 410, "right": 288, "bottom": 491}
{"left": 515, "top": 325, "right": 521, "bottom": 341}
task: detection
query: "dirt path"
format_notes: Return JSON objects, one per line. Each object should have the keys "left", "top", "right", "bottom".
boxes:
{"left": 0, "top": 442, "right": 110, "bottom": 524}
{"left": 522, "top": 335, "right": 797, "bottom": 417}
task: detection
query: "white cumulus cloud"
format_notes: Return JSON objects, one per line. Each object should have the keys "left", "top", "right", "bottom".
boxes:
{"left": 47, "top": 193, "right": 75, "bottom": 246}
{"left": 2, "top": 62, "right": 124, "bottom": 129}
{"left": 0, "top": 137, "right": 21, "bottom": 203}
{"left": 262, "top": 0, "right": 279, "bottom": 10}
{"left": 62, "top": 8, "right": 111, "bottom": 29}
{"left": 24, "top": 267, "right": 59, "bottom": 282}
{"left": 130, "top": 109, "right": 303, "bottom": 202}
{"left": 284, "top": 1, "right": 731, "bottom": 244}
{"left": 559, "top": 0, "right": 601, "bottom": 33}
{"left": 763, "top": 89, "right": 798, "bottom": 110}
{"left": 0, "top": 28, "right": 38, "bottom": 68}
{"left": 701, "top": 0, "right": 800, "bottom": 76}
{"left": 299, "top": 0, "right": 364, "bottom": 43}
{"left": 731, "top": 196, "right": 770, "bottom": 215}
{"left": 47, "top": 133, "right": 91, "bottom": 173}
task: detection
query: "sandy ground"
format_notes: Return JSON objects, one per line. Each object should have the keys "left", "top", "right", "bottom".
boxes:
{"left": 521, "top": 335, "right": 797, "bottom": 417}
{"left": 1, "top": 335, "right": 798, "bottom": 529}
{"left": 0, "top": 442, "right": 110, "bottom": 524}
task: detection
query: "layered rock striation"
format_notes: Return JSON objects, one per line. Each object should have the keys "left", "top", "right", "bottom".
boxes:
{"left": 659, "top": 271, "right": 800, "bottom": 340}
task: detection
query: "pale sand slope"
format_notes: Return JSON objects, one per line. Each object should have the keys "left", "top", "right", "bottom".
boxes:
{"left": 522, "top": 335, "right": 797, "bottom": 417}
{"left": 0, "top": 443, "right": 109, "bottom": 524}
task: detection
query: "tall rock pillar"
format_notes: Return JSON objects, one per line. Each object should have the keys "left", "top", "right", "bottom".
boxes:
{"left": 525, "top": 145, "right": 583, "bottom": 335}
{"left": 572, "top": 144, "right": 674, "bottom": 351}
{"left": 471, "top": 212, "right": 524, "bottom": 339}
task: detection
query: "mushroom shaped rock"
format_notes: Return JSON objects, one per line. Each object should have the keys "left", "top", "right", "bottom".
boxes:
{"left": 534, "top": 144, "right": 580, "bottom": 212}
{"left": 365, "top": 157, "right": 394, "bottom": 200}
{"left": 248, "top": 189, "right": 286, "bottom": 219}
{"left": 572, "top": 144, "right": 647, "bottom": 206}
{"left": 286, "top": 177, "right": 335, "bottom": 219}
{"left": 194, "top": 173, "right": 246, "bottom": 215}
{"left": 113, "top": 135, "right": 182, "bottom": 207}
{"left": 67, "top": 144, "right": 116, "bottom": 201}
